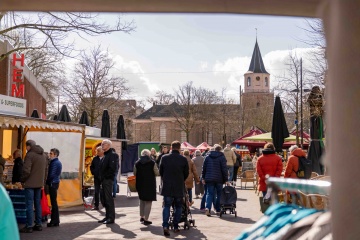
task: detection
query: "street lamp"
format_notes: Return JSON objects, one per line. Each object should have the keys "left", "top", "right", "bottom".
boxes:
{"left": 291, "top": 88, "right": 311, "bottom": 148}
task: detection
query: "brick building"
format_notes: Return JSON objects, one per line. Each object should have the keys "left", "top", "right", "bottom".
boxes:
{"left": 0, "top": 40, "right": 47, "bottom": 116}
{"left": 132, "top": 102, "right": 241, "bottom": 146}
{"left": 240, "top": 39, "right": 274, "bottom": 133}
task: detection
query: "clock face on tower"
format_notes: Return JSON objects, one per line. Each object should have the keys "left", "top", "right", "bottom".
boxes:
{"left": 256, "top": 76, "right": 260, "bottom": 81}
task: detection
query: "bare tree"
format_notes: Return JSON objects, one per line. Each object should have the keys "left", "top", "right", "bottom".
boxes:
{"left": 300, "top": 19, "right": 327, "bottom": 86}
{"left": 212, "top": 89, "right": 241, "bottom": 147}
{"left": 63, "top": 45, "right": 130, "bottom": 125}
{"left": 173, "top": 82, "right": 198, "bottom": 142}
{"left": 0, "top": 12, "right": 135, "bottom": 111}
{"left": 146, "top": 90, "right": 174, "bottom": 105}
{"left": 274, "top": 52, "right": 313, "bottom": 141}
{"left": 172, "top": 82, "right": 220, "bottom": 142}
{"left": 0, "top": 12, "right": 135, "bottom": 59}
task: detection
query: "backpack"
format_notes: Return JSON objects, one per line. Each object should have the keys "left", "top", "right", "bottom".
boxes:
{"left": 295, "top": 156, "right": 312, "bottom": 179}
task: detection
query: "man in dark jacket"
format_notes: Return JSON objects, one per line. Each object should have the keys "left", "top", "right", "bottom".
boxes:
{"left": 12, "top": 149, "right": 23, "bottom": 183}
{"left": 20, "top": 140, "right": 47, "bottom": 233}
{"left": 98, "top": 139, "right": 119, "bottom": 225}
{"left": 202, "top": 144, "right": 228, "bottom": 216}
{"left": 90, "top": 146, "right": 104, "bottom": 210}
{"left": 160, "top": 141, "right": 189, "bottom": 236}
{"left": 156, "top": 145, "right": 169, "bottom": 168}
{"left": 46, "top": 148, "right": 62, "bottom": 227}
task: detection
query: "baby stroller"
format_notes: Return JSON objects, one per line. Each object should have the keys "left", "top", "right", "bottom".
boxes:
{"left": 219, "top": 185, "right": 237, "bottom": 217}
{"left": 168, "top": 188, "right": 195, "bottom": 230}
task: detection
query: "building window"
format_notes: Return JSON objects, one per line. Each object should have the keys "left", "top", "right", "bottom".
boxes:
{"left": 257, "top": 102, "right": 260, "bottom": 107}
{"left": 265, "top": 77, "right": 268, "bottom": 87}
{"left": 181, "top": 131, "right": 186, "bottom": 143}
{"left": 160, "top": 123, "right": 166, "bottom": 143}
{"left": 247, "top": 77, "right": 251, "bottom": 87}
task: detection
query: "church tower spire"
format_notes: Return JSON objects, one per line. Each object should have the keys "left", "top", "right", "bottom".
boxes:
{"left": 243, "top": 39, "right": 270, "bottom": 93}
{"left": 248, "top": 39, "right": 268, "bottom": 74}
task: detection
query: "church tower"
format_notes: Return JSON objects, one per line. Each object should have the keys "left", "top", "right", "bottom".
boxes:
{"left": 240, "top": 39, "right": 274, "bottom": 131}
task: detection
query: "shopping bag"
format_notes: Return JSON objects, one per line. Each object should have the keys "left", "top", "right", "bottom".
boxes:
{"left": 127, "top": 176, "right": 137, "bottom": 192}
{"left": 41, "top": 188, "right": 51, "bottom": 217}
{"left": 259, "top": 196, "right": 270, "bottom": 213}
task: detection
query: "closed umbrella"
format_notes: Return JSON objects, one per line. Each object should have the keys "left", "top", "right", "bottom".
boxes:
{"left": 31, "top": 109, "right": 39, "bottom": 118}
{"left": 101, "top": 109, "right": 111, "bottom": 138}
{"left": 116, "top": 114, "right": 127, "bottom": 150}
{"left": 307, "top": 116, "right": 325, "bottom": 174}
{"left": 79, "top": 111, "right": 90, "bottom": 126}
{"left": 58, "top": 105, "right": 72, "bottom": 122}
{"left": 307, "top": 86, "right": 325, "bottom": 175}
{"left": 271, "top": 96, "right": 289, "bottom": 152}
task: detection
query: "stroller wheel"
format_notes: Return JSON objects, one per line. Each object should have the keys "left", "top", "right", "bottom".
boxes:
{"left": 192, "top": 219, "right": 195, "bottom": 226}
{"left": 235, "top": 211, "right": 237, "bottom": 217}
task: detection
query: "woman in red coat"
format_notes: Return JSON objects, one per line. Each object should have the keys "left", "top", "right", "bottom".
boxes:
{"left": 284, "top": 145, "right": 306, "bottom": 179}
{"left": 256, "top": 143, "right": 283, "bottom": 196}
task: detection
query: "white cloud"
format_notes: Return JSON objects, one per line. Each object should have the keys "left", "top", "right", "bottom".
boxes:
{"left": 112, "top": 55, "right": 160, "bottom": 98}
{"left": 199, "top": 61, "right": 208, "bottom": 70}
{"left": 211, "top": 47, "right": 321, "bottom": 94}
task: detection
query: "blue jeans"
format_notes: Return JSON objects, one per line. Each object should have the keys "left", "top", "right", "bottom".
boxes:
{"left": 112, "top": 176, "right": 117, "bottom": 198}
{"left": 227, "top": 166, "right": 234, "bottom": 181}
{"left": 162, "top": 196, "right": 182, "bottom": 229}
{"left": 25, "top": 188, "right": 42, "bottom": 227}
{"left": 205, "top": 183, "right": 223, "bottom": 212}
{"left": 200, "top": 184, "right": 216, "bottom": 210}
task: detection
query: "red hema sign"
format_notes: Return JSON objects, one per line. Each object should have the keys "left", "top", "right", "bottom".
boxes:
{"left": 11, "top": 53, "right": 25, "bottom": 98}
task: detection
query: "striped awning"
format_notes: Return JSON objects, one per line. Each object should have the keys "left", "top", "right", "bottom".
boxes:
{"left": 0, "top": 114, "right": 84, "bottom": 132}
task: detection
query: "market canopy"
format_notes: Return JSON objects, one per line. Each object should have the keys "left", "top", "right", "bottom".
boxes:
{"left": 231, "top": 128, "right": 266, "bottom": 146}
{"left": 243, "top": 132, "right": 300, "bottom": 142}
{"left": 181, "top": 142, "right": 197, "bottom": 151}
{"left": 196, "top": 142, "right": 211, "bottom": 150}
{"left": 290, "top": 129, "right": 310, "bottom": 142}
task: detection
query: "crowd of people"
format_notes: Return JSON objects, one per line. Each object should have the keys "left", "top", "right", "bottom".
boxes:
{"left": 131, "top": 141, "right": 243, "bottom": 236}
{"left": 0, "top": 135, "right": 310, "bottom": 238}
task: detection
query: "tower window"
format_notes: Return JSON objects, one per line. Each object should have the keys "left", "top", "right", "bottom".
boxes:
{"left": 247, "top": 77, "right": 251, "bottom": 87}
{"left": 265, "top": 77, "right": 268, "bottom": 87}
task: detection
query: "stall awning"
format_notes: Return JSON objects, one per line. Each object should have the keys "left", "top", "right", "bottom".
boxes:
{"left": 0, "top": 114, "right": 84, "bottom": 132}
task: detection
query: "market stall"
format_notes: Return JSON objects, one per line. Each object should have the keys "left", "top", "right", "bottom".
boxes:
{"left": 0, "top": 113, "right": 86, "bottom": 208}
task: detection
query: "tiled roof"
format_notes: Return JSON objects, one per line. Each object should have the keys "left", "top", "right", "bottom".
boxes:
{"left": 135, "top": 102, "right": 240, "bottom": 119}
{"left": 248, "top": 40, "right": 269, "bottom": 74}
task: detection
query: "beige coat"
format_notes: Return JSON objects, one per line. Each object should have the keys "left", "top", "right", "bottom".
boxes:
{"left": 185, "top": 156, "right": 200, "bottom": 189}
{"left": 223, "top": 147, "right": 236, "bottom": 166}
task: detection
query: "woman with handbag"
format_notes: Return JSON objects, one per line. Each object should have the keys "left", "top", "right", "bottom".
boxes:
{"left": 134, "top": 149, "right": 159, "bottom": 225}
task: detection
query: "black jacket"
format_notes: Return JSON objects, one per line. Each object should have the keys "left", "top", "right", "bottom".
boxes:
{"left": 90, "top": 156, "right": 102, "bottom": 179}
{"left": 234, "top": 152, "right": 242, "bottom": 167}
{"left": 99, "top": 148, "right": 119, "bottom": 181}
{"left": 160, "top": 150, "right": 189, "bottom": 198}
{"left": 12, "top": 157, "right": 23, "bottom": 183}
{"left": 135, "top": 155, "right": 157, "bottom": 201}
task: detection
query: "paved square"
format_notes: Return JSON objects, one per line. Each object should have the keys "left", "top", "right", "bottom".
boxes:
{"left": 19, "top": 177, "right": 262, "bottom": 240}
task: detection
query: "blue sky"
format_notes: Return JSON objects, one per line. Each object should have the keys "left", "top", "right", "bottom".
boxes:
{"left": 66, "top": 13, "right": 318, "bottom": 106}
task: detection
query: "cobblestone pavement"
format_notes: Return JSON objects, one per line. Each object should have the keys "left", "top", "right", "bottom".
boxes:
{"left": 19, "top": 177, "right": 263, "bottom": 240}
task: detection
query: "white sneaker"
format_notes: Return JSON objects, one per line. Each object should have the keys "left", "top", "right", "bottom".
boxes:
{"left": 205, "top": 208, "right": 211, "bottom": 217}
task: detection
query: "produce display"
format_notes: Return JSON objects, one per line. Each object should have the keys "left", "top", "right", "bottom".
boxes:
{"left": 5, "top": 182, "right": 23, "bottom": 190}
